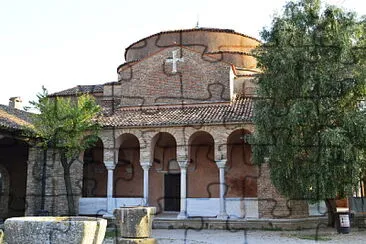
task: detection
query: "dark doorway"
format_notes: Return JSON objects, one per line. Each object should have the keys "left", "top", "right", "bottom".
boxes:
{"left": 164, "top": 174, "right": 180, "bottom": 211}
{"left": 0, "top": 137, "right": 28, "bottom": 219}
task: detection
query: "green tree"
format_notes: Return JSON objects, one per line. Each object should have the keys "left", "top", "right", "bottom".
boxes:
{"left": 30, "top": 87, "right": 101, "bottom": 215}
{"left": 252, "top": 0, "right": 366, "bottom": 225}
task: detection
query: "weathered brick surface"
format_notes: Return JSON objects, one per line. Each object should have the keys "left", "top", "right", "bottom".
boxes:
{"left": 25, "top": 148, "right": 43, "bottom": 216}
{"left": 124, "top": 29, "right": 259, "bottom": 68}
{"left": 118, "top": 47, "right": 231, "bottom": 106}
{"left": 257, "top": 163, "right": 308, "bottom": 218}
{"left": 26, "top": 148, "right": 83, "bottom": 216}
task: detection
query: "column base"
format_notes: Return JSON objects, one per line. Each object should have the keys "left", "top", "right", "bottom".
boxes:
{"left": 102, "top": 212, "right": 115, "bottom": 219}
{"left": 143, "top": 198, "right": 149, "bottom": 206}
{"left": 177, "top": 211, "right": 187, "bottom": 219}
{"left": 216, "top": 212, "right": 228, "bottom": 220}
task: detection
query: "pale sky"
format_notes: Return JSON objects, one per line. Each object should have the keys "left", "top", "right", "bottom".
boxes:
{"left": 0, "top": 0, "right": 364, "bottom": 107}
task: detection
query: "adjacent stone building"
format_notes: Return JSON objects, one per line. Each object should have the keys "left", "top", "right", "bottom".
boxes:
{"left": 0, "top": 98, "right": 31, "bottom": 220}
{"left": 2, "top": 28, "right": 313, "bottom": 220}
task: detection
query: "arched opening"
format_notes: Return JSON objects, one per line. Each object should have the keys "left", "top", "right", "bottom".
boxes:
{"left": 82, "top": 138, "right": 106, "bottom": 197}
{"left": 0, "top": 136, "right": 28, "bottom": 218}
{"left": 114, "top": 133, "right": 142, "bottom": 197}
{"left": 188, "top": 131, "right": 218, "bottom": 198}
{"left": 150, "top": 132, "right": 178, "bottom": 211}
{"left": 226, "top": 129, "right": 257, "bottom": 197}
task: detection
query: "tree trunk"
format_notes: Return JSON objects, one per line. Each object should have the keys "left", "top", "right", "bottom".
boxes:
{"left": 325, "top": 198, "right": 337, "bottom": 227}
{"left": 60, "top": 152, "right": 75, "bottom": 215}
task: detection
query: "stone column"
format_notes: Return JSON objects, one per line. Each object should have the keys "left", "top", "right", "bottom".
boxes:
{"left": 104, "top": 161, "right": 115, "bottom": 217}
{"left": 177, "top": 160, "right": 188, "bottom": 219}
{"left": 216, "top": 159, "right": 228, "bottom": 219}
{"left": 140, "top": 162, "right": 151, "bottom": 206}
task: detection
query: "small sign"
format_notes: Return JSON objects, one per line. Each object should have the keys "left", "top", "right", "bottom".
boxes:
{"left": 339, "top": 214, "right": 350, "bottom": 227}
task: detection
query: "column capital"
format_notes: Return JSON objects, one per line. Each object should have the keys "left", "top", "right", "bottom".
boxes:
{"left": 215, "top": 159, "right": 227, "bottom": 168}
{"left": 104, "top": 161, "right": 115, "bottom": 170}
{"left": 178, "top": 160, "right": 189, "bottom": 169}
{"left": 140, "top": 162, "right": 152, "bottom": 170}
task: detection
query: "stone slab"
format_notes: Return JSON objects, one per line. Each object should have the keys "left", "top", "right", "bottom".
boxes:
{"left": 79, "top": 198, "right": 144, "bottom": 215}
{"left": 186, "top": 198, "right": 259, "bottom": 218}
{"left": 4, "top": 216, "right": 106, "bottom": 244}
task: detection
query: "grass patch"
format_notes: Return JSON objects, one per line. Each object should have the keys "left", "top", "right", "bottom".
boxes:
{"left": 261, "top": 226, "right": 283, "bottom": 231}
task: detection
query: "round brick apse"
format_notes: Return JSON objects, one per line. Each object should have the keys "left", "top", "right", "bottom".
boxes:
{"left": 121, "top": 28, "right": 261, "bottom": 71}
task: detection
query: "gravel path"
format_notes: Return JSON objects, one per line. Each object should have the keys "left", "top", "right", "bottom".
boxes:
{"left": 104, "top": 228, "right": 366, "bottom": 243}
{"left": 152, "top": 228, "right": 366, "bottom": 244}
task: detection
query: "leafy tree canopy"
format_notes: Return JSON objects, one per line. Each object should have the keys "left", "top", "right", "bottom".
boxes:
{"left": 252, "top": 0, "right": 366, "bottom": 201}
{"left": 29, "top": 87, "right": 101, "bottom": 215}
{"left": 30, "top": 87, "right": 101, "bottom": 159}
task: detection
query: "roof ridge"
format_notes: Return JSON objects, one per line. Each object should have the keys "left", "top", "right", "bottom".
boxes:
{"left": 205, "top": 51, "right": 255, "bottom": 56}
{"left": 116, "top": 101, "right": 231, "bottom": 111}
{"left": 50, "top": 84, "right": 104, "bottom": 97}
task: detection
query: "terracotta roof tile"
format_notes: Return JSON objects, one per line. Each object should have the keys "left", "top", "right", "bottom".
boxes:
{"left": 0, "top": 105, "right": 33, "bottom": 131}
{"left": 99, "top": 96, "right": 252, "bottom": 127}
{"left": 50, "top": 84, "right": 104, "bottom": 96}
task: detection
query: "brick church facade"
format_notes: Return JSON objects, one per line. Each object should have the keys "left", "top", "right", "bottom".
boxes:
{"left": 1, "top": 28, "right": 312, "bottom": 220}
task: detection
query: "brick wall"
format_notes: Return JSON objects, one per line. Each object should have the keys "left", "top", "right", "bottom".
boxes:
{"left": 118, "top": 47, "right": 231, "bottom": 106}
{"left": 257, "top": 163, "right": 309, "bottom": 218}
{"left": 26, "top": 148, "right": 83, "bottom": 216}
{"left": 124, "top": 29, "right": 260, "bottom": 67}
{"left": 25, "top": 148, "right": 43, "bottom": 216}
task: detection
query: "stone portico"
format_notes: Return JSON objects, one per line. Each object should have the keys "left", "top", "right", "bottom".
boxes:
{"left": 79, "top": 123, "right": 261, "bottom": 219}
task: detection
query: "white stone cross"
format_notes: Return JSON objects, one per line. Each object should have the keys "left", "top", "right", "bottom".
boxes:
{"left": 166, "top": 49, "right": 184, "bottom": 73}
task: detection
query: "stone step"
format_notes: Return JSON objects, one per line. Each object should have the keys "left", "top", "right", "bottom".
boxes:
{"left": 152, "top": 217, "right": 328, "bottom": 230}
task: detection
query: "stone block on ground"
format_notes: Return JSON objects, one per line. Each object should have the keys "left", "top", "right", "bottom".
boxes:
{"left": 114, "top": 206, "right": 156, "bottom": 238}
{"left": 117, "top": 237, "right": 157, "bottom": 244}
{"left": 4, "top": 216, "right": 106, "bottom": 244}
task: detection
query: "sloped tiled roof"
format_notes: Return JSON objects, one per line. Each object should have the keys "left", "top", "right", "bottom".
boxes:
{"left": 50, "top": 84, "right": 104, "bottom": 96}
{"left": 99, "top": 96, "right": 253, "bottom": 128}
{"left": 0, "top": 105, "right": 33, "bottom": 131}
